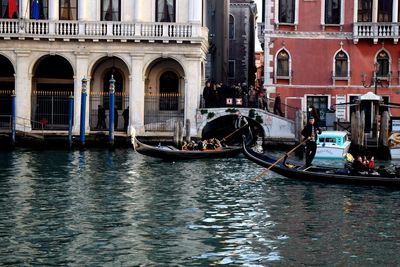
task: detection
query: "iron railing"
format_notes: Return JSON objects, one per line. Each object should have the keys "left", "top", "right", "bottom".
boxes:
{"left": 32, "top": 91, "right": 73, "bottom": 130}
{"left": 89, "top": 91, "right": 129, "bottom": 131}
{"left": 144, "top": 93, "right": 184, "bottom": 132}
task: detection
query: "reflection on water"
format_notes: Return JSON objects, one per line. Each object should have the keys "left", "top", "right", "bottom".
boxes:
{"left": 0, "top": 149, "right": 400, "bottom": 266}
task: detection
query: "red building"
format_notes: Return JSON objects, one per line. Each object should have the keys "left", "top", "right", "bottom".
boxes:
{"left": 259, "top": 0, "right": 400, "bottom": 127}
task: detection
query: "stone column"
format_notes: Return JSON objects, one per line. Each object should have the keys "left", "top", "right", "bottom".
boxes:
{"left": 372, "top": 0, "right": 378, "bottom": 23}
{"left": 15, "top": 51, "right": 31, "bottom": 131}
{"left": 20, "top": 1, "right": 29, "bottom": 19}
{"left": 130, "top": 55, "right": 145, "bottom": 134}
{"left": 74, "top": 53, "right": 89, "bottom": 134}
{"left": 134, "top": 0, "right": 143, "bottom": 22}
{"left": 393, "top": 0, "right": 399, "bottom": 22}
{"left": 48, "top": 0, "right": 59, "bottom": 20}
{"left": 78, "top": 0, "right": 87, "bottom": 20}
{"left": 185, "top": 57, "right": 202, "bottom": 137}
{"left": 188, "top": 0, "right": 202, "bottom": 23}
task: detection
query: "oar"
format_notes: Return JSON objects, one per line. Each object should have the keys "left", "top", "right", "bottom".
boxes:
{"left": 221, "top": 122, "right": 249, "bottom": 143}
{"left": 254, "top": 137, "right": 310, "bottom": 182}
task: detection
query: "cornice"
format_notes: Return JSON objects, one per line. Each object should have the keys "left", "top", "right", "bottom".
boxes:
{"left": 264, "top": 30, "right": 353, "bottom": 40}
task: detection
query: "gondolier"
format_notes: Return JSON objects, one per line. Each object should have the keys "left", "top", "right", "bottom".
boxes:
{"left": 301, "top": 116, "right": 322, "bottom": 167}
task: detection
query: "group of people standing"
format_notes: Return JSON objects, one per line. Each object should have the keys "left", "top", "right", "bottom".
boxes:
{"left": 96, "top": 105, "right": 130, "bottom": 132}
{"left": 202, "top": 81, "right": 284, "bottom": 117}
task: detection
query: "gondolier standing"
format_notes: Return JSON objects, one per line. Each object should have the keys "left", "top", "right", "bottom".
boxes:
{"left": 301, "top": 116, "right": 321, "bottom": 167}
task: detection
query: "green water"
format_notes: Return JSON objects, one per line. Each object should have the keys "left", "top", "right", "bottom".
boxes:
{"left": 0, "top": 149, "right": 400, "bottom": 266}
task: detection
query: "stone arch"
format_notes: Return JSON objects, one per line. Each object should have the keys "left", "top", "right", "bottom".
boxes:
{"left": 31, "top": 54, "right": 74, "bottom": 130}
{"left": 89, "top": 56, "right": 130, "bottom": 131}
{"left": 0, "top": 54, "right": 15, "bottom": 123}
{"left": 143, "top": 57, "right": 185, "bottom": 132}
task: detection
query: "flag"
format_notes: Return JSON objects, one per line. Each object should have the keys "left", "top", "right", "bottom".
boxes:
{"left": 8, "top": 0, "right": 17, "bottom": 18}
{"left": 31, "top": 0, "right": 40, "bottom": 20}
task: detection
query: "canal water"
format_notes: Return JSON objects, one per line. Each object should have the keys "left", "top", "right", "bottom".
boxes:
{"left": 1, "top": 149, "right": 400, "bottom": 266}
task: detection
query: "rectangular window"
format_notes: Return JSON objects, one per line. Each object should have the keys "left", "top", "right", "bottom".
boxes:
{"left": 378, "top": 0, "right": 392, "bottom": 22}
{"left": 279, "top": 0, "right": 295, "bottom": 24}
{"left": 325, "top": 0, "right": 341, "bottom": 24}
{"left": 156, "top": 0, "right": 175, "bottom": 22}
{"left": 358, "top": 0, "right": 372, "bottom": 22}
{"left": 31, "top": 0, "right": 48, "bottom": 20}
{"left": 102, "top": 0, "right": 120, "bottom": 21}
{"left": 1, "top": 0, "right": 19, "bottom": 18}
{"left": 60, "top": 0, "right": 77, "bottom": 20}
{"left": 228, "top": 60, "right": 235, "bottom": 78}
{"left": 307, "top": 96, "right": 328, "bottom": 127}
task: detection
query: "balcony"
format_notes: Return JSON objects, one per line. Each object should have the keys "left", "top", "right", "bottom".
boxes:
{"left": 353, "top": 22, "right": 399, "bottom": 44}
{"left": 0, "top": 19, "right": 207, "bottom": 43}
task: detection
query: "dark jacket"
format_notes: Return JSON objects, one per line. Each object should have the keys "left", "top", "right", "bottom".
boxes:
{"left": 301, "top": 123, "right": 321, "bottom": 142}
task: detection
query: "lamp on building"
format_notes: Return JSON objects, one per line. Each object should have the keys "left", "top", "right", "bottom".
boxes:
{"left": 109, "top": 75, "right": 115, "bottom": 94}
{"left": 361, "top": 62, "right": 389, "bottom": 94}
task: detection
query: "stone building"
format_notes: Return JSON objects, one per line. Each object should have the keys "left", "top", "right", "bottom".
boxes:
{"left": 258, "top": 0, "right": 400, "bottom": 128}
{"left": 229, "top": 0, "right": 257, "bottom": 87}
{"left": 0, "top": 0, "right": 208, "bottom": 137}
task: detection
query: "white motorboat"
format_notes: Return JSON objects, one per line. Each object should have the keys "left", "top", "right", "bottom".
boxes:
{"left": 315, "top": 131, "right": 351, "bottom": 160}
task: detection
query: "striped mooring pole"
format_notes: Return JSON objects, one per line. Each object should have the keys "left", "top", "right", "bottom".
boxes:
{"left": 80, "top": 77, "right": 88, "bottom": 147}
{"left": 108, "top": 75, "right": 115, "bottom": 147}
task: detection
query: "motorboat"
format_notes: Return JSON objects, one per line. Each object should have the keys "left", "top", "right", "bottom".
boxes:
{"left": 315, "top": 131, "right": 351, "bottom": 160}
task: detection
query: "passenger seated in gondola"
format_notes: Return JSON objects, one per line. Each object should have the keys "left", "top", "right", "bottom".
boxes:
{"left": 351, "top": 156, "right": 368, "bottom": 174}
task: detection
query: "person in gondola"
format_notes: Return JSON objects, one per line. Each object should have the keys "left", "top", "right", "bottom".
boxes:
{"left": 301, "top": 116, "right": 322, "bottom": 168}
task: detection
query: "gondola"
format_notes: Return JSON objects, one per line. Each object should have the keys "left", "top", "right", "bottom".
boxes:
{"left": 243, "top": 140, "right": 400, "bottom": 187}
{"left": 133, "top": 137, "right": 243, "bottom": 160}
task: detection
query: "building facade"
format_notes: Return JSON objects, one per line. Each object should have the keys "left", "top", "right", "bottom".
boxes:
{"left": 0, "top": 0, "right": 208, "bottom": 137}
{"left": 259, "top": 0, "right": 400, "bottom": 127}
{"left": 229, "top": 0, "right": 257, "bottom": 87}
{"left": 205, "top": 0, "right": 229, "bottom": 84}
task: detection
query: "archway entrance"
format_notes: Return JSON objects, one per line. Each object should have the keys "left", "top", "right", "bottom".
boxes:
{"left": 144, "top": 58, "right": 185, "bottom": 132}
{"left": 0, "top": 55, "right": 14, "bottom": 130}
{"left": 31, "top": 55, "right": 74, "bottom": 130}
{"left": 90, "top": 57, "right": 129, "bottom": 131}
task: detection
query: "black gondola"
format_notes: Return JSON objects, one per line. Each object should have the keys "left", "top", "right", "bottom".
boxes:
{"left": 133, "top": 137, "right": 243, "bottom": 160}
{"left": 243, "top": 140, "right": 400, "bottom": 187}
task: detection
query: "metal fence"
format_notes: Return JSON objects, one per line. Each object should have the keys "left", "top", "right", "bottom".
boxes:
{"left": 32, "top": 91, "right": 73, "bottom": 130}
{"left": 0, "top": 90, "right": 12, "bottom": 130}
{"left": 89, "top": 92, "right": 129, "bottom": 131}
{"left": 144, "top": 93, "right": 184, "bottom": 132}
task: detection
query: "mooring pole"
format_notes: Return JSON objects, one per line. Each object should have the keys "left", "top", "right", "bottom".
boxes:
{"left": 108, "top": 75, "right": 115, "bottom": 147}
{"left": 80, "top": 77, "right": 87, "bottom": 147}
{"left": 68, "top": 95, "right": 74, "bottom": 149}
{"left": 11, "top": 91, "right": 16, "bottom": 146}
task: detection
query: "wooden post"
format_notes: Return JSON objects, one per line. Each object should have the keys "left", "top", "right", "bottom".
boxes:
{"left": 360, "top": 109, "right": 365, "bottom": 148}
{"left": 295, "top": 110, "right": 304, "bottom": 143}
{"left": 185, "top": 119, "right": 191, "bottom": 143}
{"left": 379, "top": 111, "right": 390, "bottom": 147}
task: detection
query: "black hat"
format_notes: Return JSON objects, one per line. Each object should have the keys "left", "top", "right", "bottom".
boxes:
{"left": 309, "top": 116, "right": 314, "bottom": 120}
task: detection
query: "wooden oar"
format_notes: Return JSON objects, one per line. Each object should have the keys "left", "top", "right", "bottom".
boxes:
{"left": 221, "top": 122, "right": 249, "bottom": 143}
{"left": 254, "top": 137, "right": 310, "bottom": 182}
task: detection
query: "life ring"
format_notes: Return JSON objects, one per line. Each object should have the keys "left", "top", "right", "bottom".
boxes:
{"left": 388, "top": 132, "right": 400, "bottom": 147}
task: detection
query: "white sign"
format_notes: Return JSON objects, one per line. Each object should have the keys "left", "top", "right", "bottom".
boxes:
{"left": 336, "top": 95, "right": 346, "bottom": 120}
{"left": 393, "top": 120, "right": 400, "bottom": 132}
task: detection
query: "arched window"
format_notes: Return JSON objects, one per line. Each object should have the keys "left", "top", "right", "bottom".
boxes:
{"left": 277, "top": 50, "right": 289, "bottom": 77}
{"left": 325, "top": 0, "right": 341, "bottom": 24}
{"left": 279, "top": 0, "right": 295, "bottom": 23}
{"left": 229, "top": 15, "right": 235, "bottom": 39}
{"left": 335, "top": 51, "right": 348, "bottom": 77}
{"left": 31, "top": 0, "right": 49, "bottom": 20}
{"left": 101, "top": 0, "right": 121, "bottom": 21}
{"left": 1, "top": 0, "right": 19, "bottom": 18}
{"left": 358, "top": 0, "right": 372, "bottom": 22}
{"left": 156, "top": 0, "right": 176, "bottom": 22}
{"left": 159, "top": 71, "right": 179, "bottom": 111}
{"left": 59, "top": 0, "right": 77, "bottom": 20}
{"left": 376, "top": 51, "right": 390, "bottom": 77}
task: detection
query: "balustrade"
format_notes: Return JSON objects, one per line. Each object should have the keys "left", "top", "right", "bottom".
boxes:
{"left": 0, "top": 19, "right": 202, "bottom": 41}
